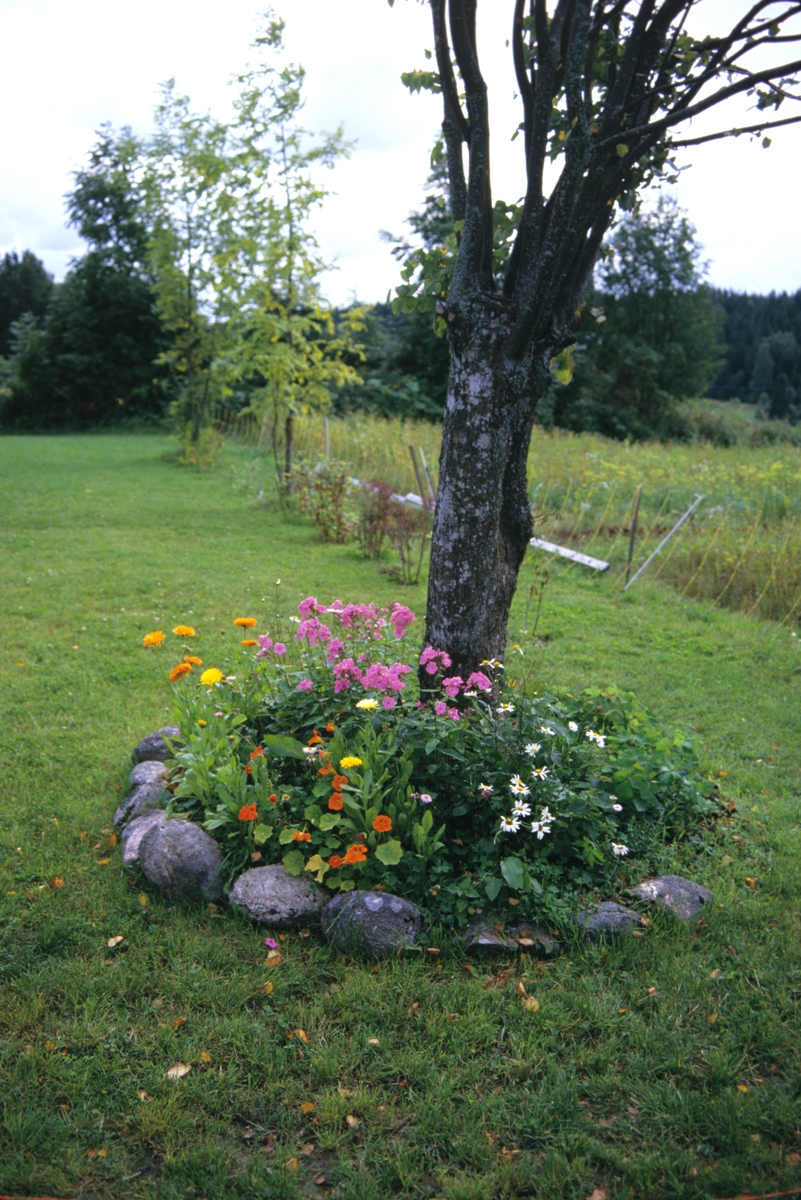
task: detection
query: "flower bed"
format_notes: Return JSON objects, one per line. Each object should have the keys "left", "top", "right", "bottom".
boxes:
{"left": 141, "top": 598, "right": 713, "bottom": 927}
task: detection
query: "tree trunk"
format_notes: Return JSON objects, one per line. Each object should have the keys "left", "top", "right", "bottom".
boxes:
{"left": 423, "top": 309, "right": 550, "bottom": 680}
{"left": 284, "top": 412, "right": 294, "bottom": 494}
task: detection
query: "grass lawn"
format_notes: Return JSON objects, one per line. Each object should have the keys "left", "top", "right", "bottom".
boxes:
{"left": 1, "top": 433, "right": 800, "bottom": 1200}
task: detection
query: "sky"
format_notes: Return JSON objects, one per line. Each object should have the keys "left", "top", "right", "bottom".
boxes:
{"left": 1, "top": 0, "right": 799, "bottom": 306}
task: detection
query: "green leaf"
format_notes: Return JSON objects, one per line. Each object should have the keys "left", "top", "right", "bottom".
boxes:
{"left": 305, "top": 853, "right": 328, "bottom": 876}
{"left": 263, "top": 734, "right": 306, "bottom": 759}
{"left": 318, "top": 812, "right": 340, "bottom": 831}
{"left": 279, "top": 828, "right": 299, "bottom": 844}
{"left": 375, "top": 838, "right": 404, "bottom": 866}
{"left": 282, "top": 849, "right": 305, "bottom": 876}
{"left": 616, "top": 143, "right": 629, "bottom": 157}
{"left": 253, "top": 823, "right": 273, "bottom": 846}
{"left": 500, "top": 856, "right": 526, "bottom": 891}
{"left": 304, "top": 804, "right": 323, "bottom": 824}
{"left": 484, "top": 875, "right": 502, "bottom": 902}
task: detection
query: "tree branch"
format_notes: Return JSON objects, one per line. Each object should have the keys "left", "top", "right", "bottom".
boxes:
{"left": 667, "top": 111, "right": 801, "bottom": 145}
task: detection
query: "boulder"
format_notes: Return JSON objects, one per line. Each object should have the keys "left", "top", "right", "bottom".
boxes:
{"left": 133, "top": 725, "right": 183, "bottom": 764}
{"left": 576, "top": 901, "right": 643, "bottom": 942}
{"left": 321, "top": 890, "right": 422, "bottom": 956}
{"left": 121, "top": 809, "right": 168, "bottom": 867}
{"left": 138, "top": 818, "right": 222, "bottom": 901}
{"left": 114, "top": 779, "right": 167, "bottom": 829}
{"left": 130, "top": 760, "right": 169, "bottom": 789}
{"left": 460, "top": 920, "right": 560, "bottom": 957}
{"left": 229, "top": 865, "right": 326, "bottom": 928}
{"left": 630, "top": 874, "right": 713, "bottom": 920}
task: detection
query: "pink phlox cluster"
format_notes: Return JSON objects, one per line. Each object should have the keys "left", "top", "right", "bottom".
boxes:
{"left": 390, "top": 603, "right": 416, "bottom": 638}
{"left": 360, "top": 662, "right": 411, "bottom": 694}
{"left": 448, "top": 707, "right": 460, "bottom": 721}
{"left": 332, "top": 658, "right": 363, "bottom": 694}
{"left": 326, "top": 637, "right": 345, "bottom": 663}
{"left": 442, "top": 675, "right": 464, "bottom": 698}
{"left": 295, "top": 617, "right": 332, "bottom": 646}
{"left": 465, "top": 670, "right": 493, "bottom": 692}
{"left": 420, "top": 646, "right": 452, "bottom": 675}
{"left": 339, "top": 602, "right": 379, "bottom": 629}
{"left": 273, "top": 643, "right": 286, "bottom": 655}
{"left": 296, "top": 679, "right": 314, "bottom": 692}
{"left": 382, "top": 696, "right": 397, "bottom": 710}
{"left": 298, "top": 596, "right": 328, "bottom": 619}
{"left": 435, "top": 699, "right": 460, "bottom": 721}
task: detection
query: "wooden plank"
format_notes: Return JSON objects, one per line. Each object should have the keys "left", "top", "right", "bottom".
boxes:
{"left": 529, "top": 537, "right": 609, "bottom": 572}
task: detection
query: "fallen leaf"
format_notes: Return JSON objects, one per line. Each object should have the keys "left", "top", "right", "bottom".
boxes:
{"left": 409, "top": 1001, "right": 420, "bottom": 1015}
{"left": 299, "top": 1142, "right": 315, "bottom": 1156}
{"left": 445, "top": 1013, "right": 459, "bottom": 1021}
{"left": 524, "top": 997, "right": 540, "bottom": 1013}
{"left": 688, "top": 1166, "right": 698, "bottom": 1176}
{"left": 200, "top": 1051, "right": 211, "bottom": 1063}
{"left": 484, "top": 1131, "right": 497, "bottom": 1147}
{"left": 517, "top": 937, "right": 535, "bottom": 947}
{"left": 598, "top": 1116, "right": 616, "bottom": 1128}
{"left": 721, "top": 854, "right": 733, "bottom": 865}
{"left": 632, "top": 929, "right": 644, "bottom": 937}
{"left": 108, "top": 833, "right": 118, "bottom": 847}
{"left": 586, "top": 1188, "right": 608, "bottom": 1200}
{"left": 367, "top": 1037, "right": 380, "bottom": 1046}
{"left": 744, "top": 876, "right": 757, "bottom": 888}
{"left": 787, "top": 1152, "right": 801, "bottom": 1165}
{"left": 646, "top": 986, "right": 657, "bottom": 996}
{"left": 137, "top": 1088, "right": 153, "bottom": 1102}
{"left": 717, "top": 769, "right": 728, "bottom": 778}
{"left": 172, "top": 1016, "right": 188, "bottom": 1029}
{"left": 288, "top": 1028, "right": 309, "bottom": 1045}
{"left": 314, "top": 1174, "right": 326, "bottom": 1186}
{"left": 96, "top": 858, "right": 110, "bottom": 866}
{"left": 50, "top": 876, "right": 64, "bottom": 889}
{"left": 345, "top": 1114, "right": 361, "bottom": 1128}
{"left": 627, "top": 1106, "right": 639, "bottom": 1117}
{"left": 617, "top": 1008, "right": 628, "bottom": 1015}
{"left": 87, "top": 1148, "right": 108, "bottom": 1160}
{"left": 259, "top": 981, "right": 274, "bottom": 994}
{"left": 427, "top": 947, "right": 440, "bottom": 955}
{"left": 727, "top": 945, "right": 737, "bottom": 956}
{"left": 338, "top": 1086, "right": 354, "bottom": 1097}
{"left": 497, "top": 1146, "right": 521, "bottom": 1161}
{"left": 44, "top": 1040, "right": 57, "bottom": 1051}
{"left": 139, "top": 893, "right": 148, "bottom": 907}
{"left": 709, "top": 1013, "right": 718, "bottom": 1023}
{"left": 751, "top": 1133, "right": 761, "bottom": 1143}
{"left": 284, "top": 1156, "right": 298, "bottom": 1173}
{"left": 507, "top": 897, "right": 520, "bottom": 906}
{"left": 300, "top": 1101, "right": 316, "bottom": 1114}
{"left": 243, "top": 1127, "right": 257, "bottom": 1141}
{"left": 710, "top": 968, "right": 721, "bottom": 978}
{"left": 265, "top": 950, "right": 283, "bottom": 967}
{"left": 166, "top": 1062, "right": 191, "bottom": 1079}
{"left": 516, "top": 981, "right": 527, "bottom": 998}
{"left": 736, "top": 1083, "right": 749, "bottom": 1093}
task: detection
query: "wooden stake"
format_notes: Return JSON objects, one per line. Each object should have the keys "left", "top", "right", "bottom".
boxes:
{"left": 408, "top": 444, "right": 426, "bottom": 501}
{"left": 624, "top": 494, "right": 705, "bottom": 592}
{"left": 418, "top": 447, "right": 436, "bottom": 501}
{"left": 625, "top": 484, "right": 643, "bottom": 585}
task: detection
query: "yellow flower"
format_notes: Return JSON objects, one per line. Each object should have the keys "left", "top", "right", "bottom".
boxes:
{"left": 340, "top": 756, "right": 363, "bottom": 769}
{"left": 200, "top": 668, "right": 224, "bottom": 686}
{"left": 240, "top": 639, "right": 258, "bottom": 647}
{"left": 183, "top": 655, "right": 203, "bottom": 665}
{"left": 173, "top": 625, "right": 196, "bottom": 637}
{"left": 169, "top": 663, "right": 192, "bottom": 682}
{"left": 233, "top": 617, "right": 257, "bottom": 628}
{"left": 356, "top": 698, "right": 378, "bottom": 710}
{"left": 143, "top": 630, "right": 165, "bottom": 648}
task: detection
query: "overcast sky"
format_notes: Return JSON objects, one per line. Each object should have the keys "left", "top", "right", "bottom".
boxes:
{"left": 1, "top": 0, "right": 799, "bottom": 305}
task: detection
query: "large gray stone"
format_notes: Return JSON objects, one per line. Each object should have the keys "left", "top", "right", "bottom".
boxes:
{"left": 321, "top": 890, "right": 422, "bottom": 956}
{"left": 229, "top": 865, "right": 326, "bottom": 928}
{"left": 130, "top": 760, "right": 169, "bottom": 789}
{"left": 630, "top": 874, "right": 713, "bottom": 920}
{"left": 138, "top": 818, "right": 222, "bottom": 901}
{"left": 461, "top": 919, "right": 560, "bottom": 957}
{"left": 576, "top": 901, "right": 643, "bottom": 942}
{"left": 133, "top": 725, "right": 183, "bottom": 764}
{"left": 121, "top": 809, "right": 168, "bottom": 867}
{"left": 114, "top": 780, "right": 167, "bottom": 829}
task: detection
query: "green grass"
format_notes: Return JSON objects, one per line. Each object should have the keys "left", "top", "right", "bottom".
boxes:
{"left": 1, "top": 433, "right": 801, "bottom": 1200}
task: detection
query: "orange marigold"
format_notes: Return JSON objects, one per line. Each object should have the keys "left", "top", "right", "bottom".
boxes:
{"left": 328, "top": 855, "right": 344, "bottom": 869}
{"left": 143, "top": 630, "right": 165, "bottom": 648}
{"left": 343, "top": 844, "right": 368, "bottom": 865}
{"left": 169, "top": 662, "right": 192, "bottom": 682}
{"left": 331, "top": 774, "right": 348, "bottom": 792}
{"left": 327, "top": 793, "right": 344, "bottom": 812}
{"left": 241, "top": 639, "right": 258, "bottom": 647}
{"left": 326, "top": 722, "right": 335, "bottom": 732}
{"left": 372, "top": 815, "right": 392, "bottom": 833}
{"left": 250, "top": 746, "right": 264, "bottom": 760}
{"left": 183, "top": 655, "right": 203, "bottom": 665}
{"left": 238, "top": 803, "right": 258, "bottom": 821}
{"left": 291, "top": 830, "right": 312, "bottom": 842}
{"left": 173, "top": 625, "right": 196, "bottom": 637}
{"left": 233, "top": 617, "right": 257, "bottom": 628}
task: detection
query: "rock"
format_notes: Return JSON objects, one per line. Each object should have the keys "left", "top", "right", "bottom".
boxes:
{"left": 630, "top": 874, "right": 713, "bottom": 920}
{"left": 321, "top": 890, "right": 422, "bottom": 956}
{"left": 138, "top": 818, "right": 222, "bottom": 901}
{"left": 114, "top": 780, "right": 167, "bottom": 829}
{"left": 133, "top": 725, "right": 183, "bottom": 764}
{"left": 130, "top": 760, "right": 169, "bottom": 789}
{"left": 461, "top": 919, "right": 560, "bottom": 958}
{"left": 121, "top": 809, "right": 167, "bottom": 867}
{"left": 229, "top": 865, "right": 326, "bottom": 928}
{"left": 576, "top": 901, "right": 643, "bottom": 942}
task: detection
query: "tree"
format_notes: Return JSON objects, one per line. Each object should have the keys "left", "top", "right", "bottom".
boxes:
{"left": 390, "top": 0, "right": 801, "bottom": 680}
{"left": 548, "top": 196, "right": 724, "bottom": 439}
{"left": 0, "top": 251, "right": 53, "bottom": 357}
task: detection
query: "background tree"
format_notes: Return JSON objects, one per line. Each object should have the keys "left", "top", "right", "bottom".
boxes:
{"left": 0, "top": 251, "right": 53, "bottom": 357}
{"left": 708, "top": 288, "right": 801, "bottom": 403}
{"left": 390, "top": 0, "right": 801, "bottom": 680}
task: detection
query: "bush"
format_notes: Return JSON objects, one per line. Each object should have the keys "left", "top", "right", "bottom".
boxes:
{"left": 144, "top": 599, "right": 713, "bottom": 928}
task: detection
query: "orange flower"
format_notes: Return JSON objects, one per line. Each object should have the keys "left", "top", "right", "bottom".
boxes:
{"left": 327, "top": 793, "right": 343, "bottom": 812}
{"left": 169, "top": 662, "right": 192, "bottom": 682}
{"left": 268, "top": 793, "right": 278, "bottom": 804}
{"left": 250, "top": 746, "right": 264, "bottom": 760}
{"left": 233, "top": 617, "right": 257, "bottom": 628}
{"left": 326, "top": 722, "right": 335, "bottom": 732}
{"left": 318, "top": 765, "right": 333, "bottom": 776}
{"left": 241, "top": 639, "right": 258, "bottom": 647}
{"left": 244, "top": 763, "right": 252, "bottom": 775}
{"left": 292, "top": 830, "right": 312, "bottom": 842}
{"left": 183, "top": 655, "right": 203, "bottom": 665}
{"left": 238, "top": 803, "right": 258, "bottom": 821}
{"left": 143, "top": 630, "right": 165, "bottom": 648}
{"left": 308, "top": 730, "right": 324, "bottom": 745}
{"left": 328, "top": 855, "right": 344, "bottom": 869}
{"left": 173, "top": 625, "right": 196, "bottom": 637}
{"left": 372, "top": 815, "right": 392, "bottom": 833}
{"left": 331, "top": 774, "right": 348, "bottom": 792}
{"left": 343, "top": 844, "right": 368, "bottom": 865}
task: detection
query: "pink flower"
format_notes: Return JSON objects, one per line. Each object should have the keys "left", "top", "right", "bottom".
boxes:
{"left": 442, "top": 675, "right": 464, "bottom": 698}
{"left": 382, "top": 696, "right": 397, "bottom": 710}
{"left": 390, "top": 603, "right": 416, "bottom": 638}
{"left": 298, "top": 596, "right": 327, "bottom": 618}
{"left": 420, "top": 793, "right": 433, "bottom": 804}
{"left": 273, "top": 643, "right": 286, "bottom": 655}
{"left": 425, "top": 662, "right": 438, "bottom": 675}
{"left": 264, "top": 937, "right": 279, "bottom": 949}
{"left": 295, "top": 618, "right": 331, "bottom": 646}
{"left": 448, "top": 708, "right": 460, "bottom": 721}
{"left": 333, "top": 658, "right": 363, "bottom": 693}
{"left": 435, "top": 701, "right": 447, "bottom": 716}
{"left": 255, "top": 634, "right": 274, "bottom": 659}
{"left": 327, "top": 637, "right": 345, "bottom": 663}
{"left": 465, "top": 670, "right": 492, "bottom": 692}
{"left": 296, "top": 679, "right": 314, "bottom": 691}
{"left": 420, "top": 646, "right": 452, "bottom": 673}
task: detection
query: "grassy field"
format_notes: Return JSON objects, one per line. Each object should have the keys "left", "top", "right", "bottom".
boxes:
{"left": 1, "top": 432, "right": 801, "bottom": 1200}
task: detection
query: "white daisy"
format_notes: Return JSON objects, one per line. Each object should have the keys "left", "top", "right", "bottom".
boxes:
{"left": 512, "top": 800, "right": 532, "bottom": 818}
{"left": 568, "top": 721, "right": 579, "bottom": 732}
{"left": 531, "top": 807, "right": 554, "bottom": 839}
{"left": 499, "top": 815, "right": 521, "bottom": 833}
{"left": 497, "top": 703, "right": 514, "bottom": 714}
{"left": 478, "top": 783, "right": 493, "bottom": 798}
{"left": 585, "top": 729, "right": 606, "bottom": 747}
{"left": 540, "top": 725, "right": 555, "bottom": 736}
{"left": 612, "top": 803, "right": 623, "bottom": 812}
{"left": 509, "top": 774, "right": 530, "bottom": 795}
{"left": 611, "top": 842, "right": 629, "bottom": 856}
{"left": 532, "top": 765, "right": 550, "bottom": 780}
{"left": 524, "top": 742, "right": 541, "bottom": 756}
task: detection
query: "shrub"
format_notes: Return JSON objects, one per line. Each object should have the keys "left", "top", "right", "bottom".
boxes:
{"left": 292, "top": 458, "right": 357, "bottom": 543}
{"left": 144, "top": 598, "right": 713, "bottom": 926}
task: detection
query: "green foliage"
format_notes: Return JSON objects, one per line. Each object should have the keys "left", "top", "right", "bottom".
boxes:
{"left": 709, "top": 287, "right": 801, "bottom": 411}
{"left": 0, "top": 250, "right": 53, "bottom": 357}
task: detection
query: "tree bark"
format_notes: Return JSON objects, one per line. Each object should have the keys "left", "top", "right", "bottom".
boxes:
{"left": 423, "top": 304, "right": 551, "bottom": 679}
